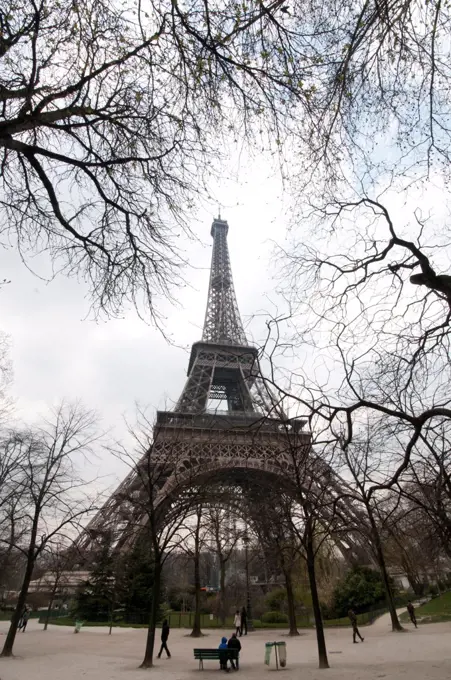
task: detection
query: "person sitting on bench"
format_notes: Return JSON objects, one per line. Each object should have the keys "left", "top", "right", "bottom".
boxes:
{"left": 218, "top": 637, "right": 229, "bottom": 672}
{"left": 228, "top": 633, "right": 241, "bottom": 670}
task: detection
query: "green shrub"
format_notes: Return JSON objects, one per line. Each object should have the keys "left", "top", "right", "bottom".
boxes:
{"left": 332, "top": 566, "right": 392, "bottom": 617}
{"left": 265, "top": 588, "right": 287, "bottom": 612}
{"left": 261, "top": 611, "right": 289, "bottom": 624}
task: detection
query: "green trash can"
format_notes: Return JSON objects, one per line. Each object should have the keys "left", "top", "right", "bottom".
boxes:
{"left": 74, "top": 620, "right": 85, "bottom": 633}
{"left": 264, "top": 642, "right": 273, "bottom": 666}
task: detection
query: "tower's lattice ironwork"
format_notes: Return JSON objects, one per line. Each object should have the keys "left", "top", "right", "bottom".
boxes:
{"left": 76, "top": 217, "right": 370, "bottom": 565}
{"left": 202, "top": 218, "right": 247, "bottom": 346}
{"left": 175, "top": 217, "right": 280, "bottom": 417}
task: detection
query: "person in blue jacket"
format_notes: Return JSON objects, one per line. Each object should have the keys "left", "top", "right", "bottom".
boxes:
{"left": 218, "top": 636, "right": 229, "bottom": 671}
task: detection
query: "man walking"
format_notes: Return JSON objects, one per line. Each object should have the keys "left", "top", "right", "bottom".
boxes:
{"left": 407, "top": 601, "right": 418, "bottom": 628}
{"left": 19, "top": 606, "right": 30, "bottom": 633}
{"left": 348, "top": 608, "right": 364, "bottom": 643}
{"left": 157, "top": 619, "right": 171, "bottom": 658}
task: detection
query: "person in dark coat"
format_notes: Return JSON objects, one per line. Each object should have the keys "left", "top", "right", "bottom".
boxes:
{"left": 240, "top": 606, "right": 247, "bottom": 636}
{"left": 348, "top": 609, "right": 364, "bottom": 643}
{"left": 218, "top": 636, "right": 229, "bottom": 671}
{"left": 19, "top": 607, "right": 30, "bottom": 632}
{"left": 407, "top": 601, "right": 418, "bottom": 628}
{"left": 157, "top": 619, "right": 171, "bottom": 658}
{"left": 228, "top": 633, "right": 241, "bottom": 670}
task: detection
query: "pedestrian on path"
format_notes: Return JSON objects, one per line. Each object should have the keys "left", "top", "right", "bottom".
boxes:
{"left": 157, "top": 619, "right": 171, "bottom": 658}
{"left": 234, "top": 610, "right": 241, "bottom": 636}
{"left": 348, "top": 609, "right": 364, "bottom": 643}
{"left": 19, "top": 607, "right": 30, "bottom": 633}
{"left": 240, "top": 607, "right": 247, "bottom": 636}
{"left": 407, "top": 601, "right": 418, "bottom": 628}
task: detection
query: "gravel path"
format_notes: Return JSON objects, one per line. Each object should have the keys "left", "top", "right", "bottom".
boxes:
{"left": 1, "top": 617, "right": 450, "bottom": 680}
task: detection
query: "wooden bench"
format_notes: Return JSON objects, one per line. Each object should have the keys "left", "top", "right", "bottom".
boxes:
{"left": 193, "top": 648, "right": 239, "bottom": 670}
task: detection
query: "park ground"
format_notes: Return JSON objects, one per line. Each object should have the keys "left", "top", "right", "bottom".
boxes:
{"left": 1, "top": 611, "right": 451, "bottom": 680}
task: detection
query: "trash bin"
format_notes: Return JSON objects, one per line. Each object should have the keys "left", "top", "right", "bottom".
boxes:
{"left": 264, "top": 642, "right": 273, "bottom": 666}
{"left": 275, "top": 641, "right": 287, "bottom": 668}
{"left": 265, "top": 641, "right": 287, "bottom": 669}
{"left": 74, "top": 620, "right": 85, "bottom": 633}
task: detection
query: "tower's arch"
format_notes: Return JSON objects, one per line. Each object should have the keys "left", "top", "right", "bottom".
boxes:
{"left": 75, "top": 217, "right": 371, "bottom": 566}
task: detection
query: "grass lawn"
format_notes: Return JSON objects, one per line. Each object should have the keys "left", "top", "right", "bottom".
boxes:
{"left": 399, "top": 591, "right": 451, "bottom": 624}
{"left": 38, "top": 610, "right": 383, "bottom": 630}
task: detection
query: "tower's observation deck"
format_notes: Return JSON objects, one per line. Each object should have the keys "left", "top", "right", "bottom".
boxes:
{"left": 175, "top": 217, "right": 280, "bottom": 418}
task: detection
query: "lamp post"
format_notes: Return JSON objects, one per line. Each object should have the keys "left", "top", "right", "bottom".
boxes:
{"left": 244, "top": 531, "right": 254, "bottom": 632}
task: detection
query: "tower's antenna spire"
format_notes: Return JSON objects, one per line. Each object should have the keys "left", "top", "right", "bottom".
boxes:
{"left": 202, "top": 217, "right": 247, "bottom": 345}
{"left": 218, "top": 205, "right": 221, "bottom": 220}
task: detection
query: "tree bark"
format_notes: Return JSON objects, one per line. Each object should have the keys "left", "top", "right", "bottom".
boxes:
{"left": 368, "top": 512, "right": 403, "bottom": 632}
{"left": 220, "top": 560, "right": 226, "bottom": 625}
{"left": 141, "top": 558, "right": 161, "bottom": 668}
{"left": 285, "top": 571, "right": 299, "bottom": 636}
{"left": 1, "top": 517, "right": 39, "bottom": 656}
{"left": 190, "top": 536, "right": 202, "bottom": 637}
{"left": 306, "top": 532, "right": 329, "bottom": 669}
{"left": 44, "top": 581, "right": 59, "bottom": 631}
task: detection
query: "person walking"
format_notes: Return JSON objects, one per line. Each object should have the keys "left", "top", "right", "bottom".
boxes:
{"left": 157, "top": 619, "right": 171, "bottom": 658}
{"left": 22, "top": 607, "right": 30, "bottom": 633}
{"left": 218, "top": 636, "right": 230, "bottom": 671}
{"left": 348, "top": 609, "right": 364, "bottom": 643}
{"left": 234, "top": 610, "right": 241, "bottom": 636}
{"left": 407, "top": 601, "right": 418, "bottom": 628}
{"left": 228, "top": 632, "right": 241, "bottom": 670}
{"left": 240, "top": 606, "right": 247, "bottom": 636}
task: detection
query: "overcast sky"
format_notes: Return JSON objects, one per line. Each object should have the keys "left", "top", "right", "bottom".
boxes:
{"left": 2, "top": 135, "right": 449, "bottom": 494}
{"left": 0, "top": 151, "right": 293, "bottom": 486}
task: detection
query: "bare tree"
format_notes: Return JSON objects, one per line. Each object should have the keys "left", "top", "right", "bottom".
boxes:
{"left": 0, "top": 402, "right": 100, "bottom": 657}
{"left": 265, "top": 423, "right": 341, "bottom": 670}
{"left": 204, "top": 507, "right": 243, "bottom": 625}
{"left": 270, "top": 197, "right": 451, "bottom": 504}
{"left": 1, "top": 0, "right": 316, "bottom": 320}
{"left": 397, "top": 419, "right": 451, "bottom": 559}
{"left": 178, "top": 504, "right": 208, "bottom": 637}
{"left": 105, "top": 409, "right": 203, "bottom": 668}
{"left": 41, "top": 541, "right": 77, "bottom": 631}
{"left": 249, "top": 492, "right": 300, "bottom": 636}
{"left": 336, "top": 420, "right": 404, "bottom": 631}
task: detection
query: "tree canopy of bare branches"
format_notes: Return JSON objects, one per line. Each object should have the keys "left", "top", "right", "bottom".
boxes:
{"left": 0, "top": 402, "right": 100, "bottom": 657}
{"left": 3, "top": 1, "right": 451, "bottom": 320}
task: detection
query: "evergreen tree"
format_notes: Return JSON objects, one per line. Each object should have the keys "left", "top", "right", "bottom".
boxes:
{"left": 75, "top": 537, "right": 116, "bottom": 622}
{"left": 332, "top": 566, "right": 394, "bottom": 617}
{"left": 120, "top": 538, "right": 162, "bottom": 625}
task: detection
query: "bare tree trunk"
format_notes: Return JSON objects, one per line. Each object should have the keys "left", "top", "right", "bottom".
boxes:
{"left": 141, "top": 559, "right": 161, "bottom": 668}
{"left": 190, "top": 539, "right": 202, "bottom": 637}
{"left": 44, "top": 581, "right": 59, "bottom": 631}
{"left": 109, "top": 586, "right": 116, "bottom": 635}
{"left": 306, "top": 533, "right": 329, "bottom": 669}
{"left": 368, "top": 513, "right": 403, "bottom": 632}
{"left": 1, "top": 521, "right": 38, "bottom": 657}
{"left": 220, "top": 561, "right": 226, "bottom": 626}
{"left": 285, "top": 571, "right": 299, "bottom": 636}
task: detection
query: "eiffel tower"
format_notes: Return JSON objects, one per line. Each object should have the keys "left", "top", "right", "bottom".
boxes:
{"left": 76, "top": 217, "right": 368, "bottom": 566}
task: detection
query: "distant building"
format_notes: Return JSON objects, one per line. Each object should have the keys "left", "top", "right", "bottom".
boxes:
{"left": 27, "top": 570, "right": 90, "bottom": 594}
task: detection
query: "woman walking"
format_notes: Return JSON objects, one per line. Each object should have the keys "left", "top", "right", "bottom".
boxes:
{"left": 234, "top": 610, "right": 241, "bottom": 636}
